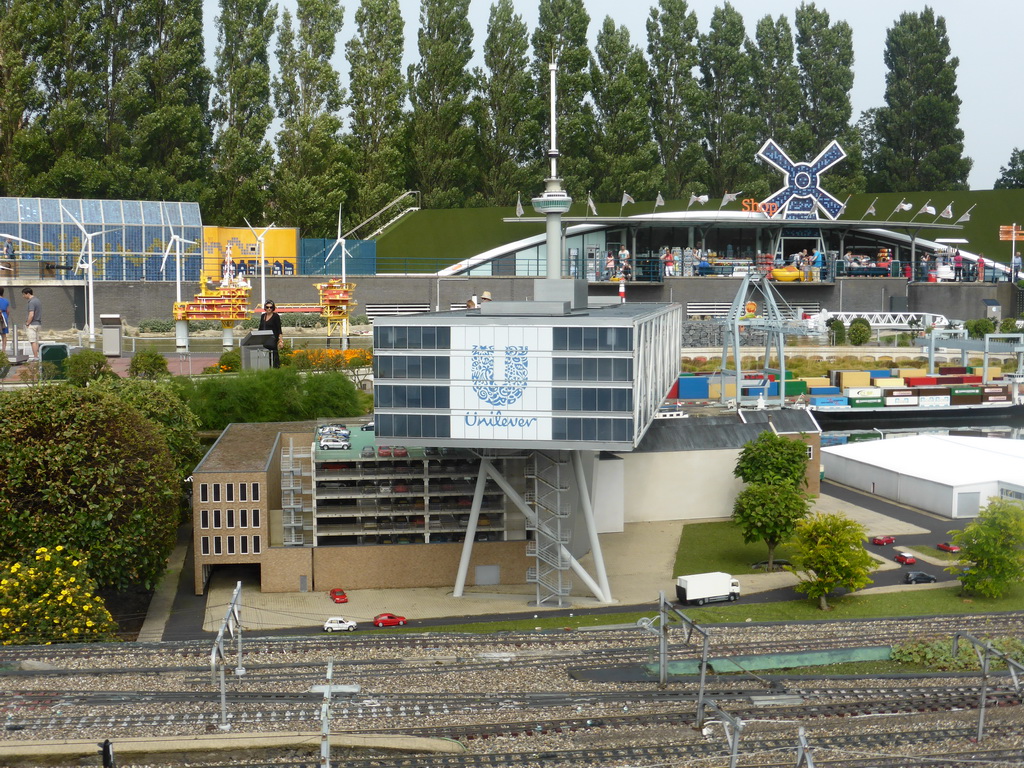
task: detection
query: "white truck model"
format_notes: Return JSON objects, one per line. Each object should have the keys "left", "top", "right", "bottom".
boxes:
{"left": 675, "top": 571, "right": 740, "bottom": 605}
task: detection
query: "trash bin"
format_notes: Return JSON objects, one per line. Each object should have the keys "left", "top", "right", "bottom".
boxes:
{"left": 40, "top": 342, "right": 69, "bottom": 379}
{"left": 100, "top": 314, "right": 123, "bottom": 357}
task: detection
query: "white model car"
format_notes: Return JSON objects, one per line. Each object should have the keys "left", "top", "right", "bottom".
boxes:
{"left": 319, "top": 437, "right": 351, "bottom": 450}
{"left": 323, "top": 616, "right": 357, "bottom": 632}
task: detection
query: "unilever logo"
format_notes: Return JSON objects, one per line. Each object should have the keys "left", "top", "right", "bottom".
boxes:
{"left": 466, "top": 344, "right": 536, "bottom": 428}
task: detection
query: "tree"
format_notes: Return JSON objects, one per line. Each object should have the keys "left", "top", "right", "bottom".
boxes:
{"left": 0, "top": 0, "right": 39, "bottom": 196}
{"left": 733, "top": 431, "right": 809, "bottom": 487}
{"left": 591, "top": 17, "right": 663, "bottom": 202}
{"left": 0, "top": 386, "right": 180, "bottom": 590}
{"left": 787, "top": 512, "right": 875, "bottom": 610}
{"left": 696, "top": 2, "right": 758, "bottom": 198}
{"left": 63, "top": 348, "right": 115, "bottom": 387}
{"left": 994, "top": 148, "right": 1024, "bottom": 189}
{"left": 127, "top": 347, "right": 171, "bottom": 379}
{"left": 733, "top": 482, "right": 810, "bottom": 571}
{"left": 407, "top": 0, "right": 476, "bottom": 209}
{"left": 0, "top": 546, "right": 118, "bottom": 645}
{"left": 531, "top": 0, "right": 595, "bottom": 199}
{"left": 346, "top": 0, "right": 407, "bottom": 221}
{"left": 208, "top": 0, "right": 277, "bottom": 225}
{"left": 848, "top": 317, "right": 871, "bottom": 345}
{"left": 645, "top": 0, "right": 703, "bottom": 199}
{"left": 873, "top": 8, "right": 971, "bottom": 192}
{"left": 472, "top": 0, "right": 540, "bottom": 206}
{"left": 827, "top": 317, "right": 846, "bottom": 345}
{"left": 270, "top": 0, "right": 351, "bottom": 236}
{"left": 948, "top": 498, "right": 1024, "bottom": 599}
{"left": 747, "top": 14, "right": 800, "bottom": 149}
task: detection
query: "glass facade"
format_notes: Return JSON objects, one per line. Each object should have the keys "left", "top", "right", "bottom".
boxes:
{"left": 0, "top": 197, "right": 203, "bottom": 282}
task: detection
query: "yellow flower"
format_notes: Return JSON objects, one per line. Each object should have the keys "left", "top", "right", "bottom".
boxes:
{"left": 72, "top": 560, "right": 80, "bottom": 567}
{"left": 55, "top": 546, "right": 64, "bottom": 552}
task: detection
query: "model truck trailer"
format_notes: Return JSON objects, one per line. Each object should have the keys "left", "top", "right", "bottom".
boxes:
{"left": 675, "top": 571, "right": 740, "bottom": 605}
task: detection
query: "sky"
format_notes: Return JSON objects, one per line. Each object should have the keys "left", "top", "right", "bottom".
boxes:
{"left": 202, "top": 0, "right": 1021, "bottom": 190}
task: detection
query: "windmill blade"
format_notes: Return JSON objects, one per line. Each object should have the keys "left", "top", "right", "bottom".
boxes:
{"left": 243, "top": 217, "right": 258, "bottom": 239}
{"left": 61, "top": 204, "right": 86, "bottom": 234}
{"left": 75, "top": 244, "right": 89, "bottom": 273}
{"left": 257, "top": 222, "right": 275, "bottom": 239}
{"left": 325, "top": 239, "right": 342, "bottom": 265}
{"left": 160, "top": 239, "right": 175, "bottom": 275}
{"left": 336, "top": 204, "right": 343, "bottom": 239}
{"left": 0, "top": 232, "right": 41, "bottom": 247}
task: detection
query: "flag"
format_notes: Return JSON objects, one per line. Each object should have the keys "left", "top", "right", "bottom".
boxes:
{"left": 838, "top": 195, "right": 851, "bottom": 215}
{"left": 864, "top": 197, "right": 877, "bottom": 217}
{"left": 956, "top": 210, "right": 972, "bottom": 224}
{"left": 917, "top": 201, "right": 935, "bottom": 216}
{"left": 720, "top": 190, "right": 742, "bottom": 208}
{"left": 621, "top": 191, "right": 635, "bottom": 206}
{"left": 515, "top": 192, "right": 524, "bottom": 218}
{"left": 939, "top": 204, "right": 953, "bottom": 219}
{"left": 899, "top": 202, "right": 913, "bottom": 212}
{"left": 654, "top": 192, "right": 665, "bottom": 209}
{"left": 587, "top": 193, "right": 598, "bottom": 217}
{"left": 687, "top": 193, "right": 709, "bottom": 209}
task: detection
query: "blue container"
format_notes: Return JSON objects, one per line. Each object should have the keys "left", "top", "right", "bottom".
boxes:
{"left": 809, "top": 395, "right": 849, "bottom": 407}
{"left": 867, "top": 369, "right": 893, "bottom": 378}
{"left": 810, "top": 386, "right": 842, "bottom": 395}
{"left": 677, "top": 376, "right": 710, "bottom": 399}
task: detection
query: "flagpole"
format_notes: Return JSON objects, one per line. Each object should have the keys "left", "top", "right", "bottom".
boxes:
{"left": 862, "top": 197, "right": 878, "bottom": 219}
{"left": 956, "top": 204, "right": 976, "bottom": 224}
{"left": 887, "top": 198, "right": 906, "bottom": 221}
{"left": 931, "top": 201, "right": 953, "bottom": 224}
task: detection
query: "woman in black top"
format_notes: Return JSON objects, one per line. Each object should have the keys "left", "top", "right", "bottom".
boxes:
{"left": 258, "top": 300, "right": 283, "bottom": 368}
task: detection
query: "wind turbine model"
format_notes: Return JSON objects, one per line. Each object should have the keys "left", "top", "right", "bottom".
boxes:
{"left": 61, "top": 205, "right": 113, "bottom": 343}
{"left": 244, "top": 218, "right": 275, "bottom": 308}
{"left": 324, "top": 204, "right": 350, "bottom": 284}
{"left": 159, "top": 206, "right": 195, "bottom": 303}
{"left": 0, "top": 233, "right": 42, "bottom": 269}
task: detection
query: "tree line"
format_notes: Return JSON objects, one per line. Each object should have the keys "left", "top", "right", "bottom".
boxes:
{"left": 0, "top": 0, "right": 1008, "bottom": 239}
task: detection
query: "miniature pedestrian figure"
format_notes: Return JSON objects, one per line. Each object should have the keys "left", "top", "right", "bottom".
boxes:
{"left": 2, "top": 239, "right": 12, "bottom": 258}
{"left": 21, "top": 287, "right": 41, "bottom": 361}
{"left": 1013, "top": 251, "right": 1022, "bottom": 283}
{"left": 977, "top": 253, "right": 986, "bottom": 283}
{"left": 661, "top": 248, "right": 675, "bottom": 277}
{"left": 620, "top": 261, "right": 632, "bottom": 281}
{"left": 953, "top": 250, "right": 963, "bottom": 282}
{"left": 0, "top": 288, "right": 8, "bottom": 355}
{"left": 604, "top": 251, "right": 616, "bottom": 281}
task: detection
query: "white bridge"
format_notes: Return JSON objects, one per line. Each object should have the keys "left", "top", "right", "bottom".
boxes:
{"left": 812, "top": 310, "right": 951, "bottom": 331}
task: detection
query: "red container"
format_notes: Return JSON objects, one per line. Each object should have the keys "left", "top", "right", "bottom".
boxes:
{"left": 904, "top": 376, "right": 937, "bottom": 386}
{"left": 939, "top": 366, "right": 968, "bottom": 375}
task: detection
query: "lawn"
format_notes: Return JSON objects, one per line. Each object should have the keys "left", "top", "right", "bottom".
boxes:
{"left": 673, "top": 520, "right": 796, "bottom": 576}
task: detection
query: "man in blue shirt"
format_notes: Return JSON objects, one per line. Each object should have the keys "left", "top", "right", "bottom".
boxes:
{"left": 0, "top": 287, "right": 8, "bottom": 356}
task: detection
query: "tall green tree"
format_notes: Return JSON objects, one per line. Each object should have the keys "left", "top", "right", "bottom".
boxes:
{"left": 733, "top": 431, "right": 809, "bottom": 487}
{"left": 793, "top": 2, "right": 863, "bottom": 197}
{"left": 733, "top": 483, "right": 809, "bottom": 571}
{"left": 346, "top": 0, "right": 407, "bottom": 222}
{"left": 472, "top": 0, "right": 540, "bottom": 206}
{"left": 787, "top": 512, "right": 875, "bottom": 610}
{"left": 106, "top": 0, "right": 212, "bottom": 201}
{"left": 531, "top": 0, "right": 595, "bottom": 199}
{"left": 949, "top": 498, "right": 1024, "bottom": 599}
{"left": 209, "top": 0, "right": 277, "bottom": 225}
{"left": 271, "top": 0, "right": 350, "bottom": 236}
{"left": 0, "top": 0, "right": 40, "bottom": 195}
{"left": 407, "top": 0, "right": 476, "bottom": 208}
{"left": 645, "top": 0, "right": 704, "bottom": 199}
{"left": 747, "top": 13, "right": 801, "bottom": 197}
{"left": 591, "top": 17, "right": 662, "bottom": 203}
{"left": 697, "top": 2, "right": 757, "bottom": 198}
{"left": 872, "top": 8, "right": 971, "bottom": 192}
{"left": 994, "top": 148, "right": 1024, "bottom": 189}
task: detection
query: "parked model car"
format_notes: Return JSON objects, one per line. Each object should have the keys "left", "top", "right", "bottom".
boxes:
{"left": 320, "top": 437, "right": 351, "bottom": 450}
{"left": 328, "top": 588, "right": 348, "bottom": 604}
{"left": 904, "top": 571, "right": 937, "bottom": 584}
{"left": 937, "top": 542, "right": 961, "bottom": 553}
{"left": 373, "top": 613, "right": 407, "bottom": 627}
{"left": 377, "top": 446, "right": 393, "bottom": 458}
{"left": 361, "top": 421, "right": 375, "bottom": 431}
{"left": 360, "top": 446, "right": 376, "bottom": 458}
{"left": 894, "top": 551, "right": 917, "bottom": 565}
{"left": 323, "top": 616, "right": 356, "bottom": 632}
{"left": 871, "top": 535, "right": 896, "bottom": 546}
{"left": 393, "top": 446, "right": 409, "bottom": 458}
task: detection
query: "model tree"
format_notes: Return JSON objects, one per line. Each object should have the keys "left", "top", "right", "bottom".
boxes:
{"left": 787, "top": 512, "right": 875, "bottom": 610}
{"left": 994, "top": 148, "right": 1024, "bottom": 190}
{"left": 732, "top": 431, "right": 810, "bottom": 570}
{"left": 947, "top": 498, "right": 1024, "bottom": 599}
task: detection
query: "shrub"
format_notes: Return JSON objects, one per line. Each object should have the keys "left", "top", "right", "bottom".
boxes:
{"left": 847, "top": 318, "right": 871, "bottom": 346}
{"left": 63, "top": 348, "right": 115, "bottom": 387}
{"left": 127, "top": 348, "right": 170, "bottom": 379}
{"left": 203, "top": 348, "right": 241, "bottom": 374}
{"left": 0, "top": 546, "right": 118, "bottom": 645}
{"left": 965, "top": 318, "right": 996, "bottom": 339}
{"left": 187, "top": 320, "right": 223, "bottom": 332}
{"left": 138, "top": 318, "right": 174, "bottom": 333}
{"left": 351, "top": 315, "right": 370, "bottom": 326}
{"left": 826, "top": 318, "right": 845, "bottom": 345}
{"left": 999, "top": 316, "right": 1021, "bottom": 334}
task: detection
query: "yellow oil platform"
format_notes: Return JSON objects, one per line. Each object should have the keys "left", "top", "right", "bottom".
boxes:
{"left": 314, "top": 279, "right": 357, "bottom": 336}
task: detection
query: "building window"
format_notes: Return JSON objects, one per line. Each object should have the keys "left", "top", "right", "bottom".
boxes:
{"left": 213, "top": 509, "right": 222, "bottom": 529}
{"left": 226, "top": 484, "right": 234, "bottom": 502}
{"left": 200, "top": 509, "right": 209, "bottom": 529}
{"left": 239, "top": 509, "right": 248, "bottom": 528}
{"left": 374, "top": 355, "right": 450, "bottom": 380}
{"left": 253, "top": 535, "right": 261, "bottom": 554}
{"left": 200, "top": 484, "right": 209, "bottom": 503}
{"left": 252, "top": 509, "right": 261, "bottom": 528}
{"left": 553, "top": 387, "right": 632, "bottom": 412}
{"left": 377, "top": 413, "right": 451, "bottom": 439}
{"left": 226, "top": 509, "right": 235, "bottom": 528}
{"left": 553, "top": 357, "right": 632, "bottom": 382}
{"left": 212, "top": 484, "right": 221, "bottom": 502}
{"left": 240, "top": 536, "right": 248, "bottom": 554}
{"left": 554, "top": 326, "right": 633, "bottom": 351}
{"left": 251, "top": 483, "right": 260, "bottom": 501}
{"left": 227, "top": 537, "right": 235, "bottom": 555}
{"left": 201, "top": 536, "right": 210, "bottom": 555}
{"left": 239, "top": 484, "right": 247, "bottom": 502}
{"left": 806, "top": 445, "right": 814, "bottom": 459}
{"left": 214, "top": 537, "right": 222, "bottom": 555}
{"left": 376, "top": 385, "right": 450, "bottom": 409}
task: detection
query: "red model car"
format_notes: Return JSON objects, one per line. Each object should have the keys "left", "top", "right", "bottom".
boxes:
{"left": 373, "top": 613, "right": 407, "bottom": 627}
{"left": 328, "top": 588, "right": 348, "bottom": 604}
{"left": 937, "top": 542, "right": 961, "bottom": 553}
{"left": 870, "top": 535, "right": 896, "bottom": 546}
{"left": 894, "top": 552, "right": 917, "bottom": 565}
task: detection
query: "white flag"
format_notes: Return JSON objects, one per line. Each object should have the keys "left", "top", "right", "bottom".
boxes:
{"left": 720, "top": 190, "right": 742, "bottom": 208}
{"left": 515, "top": 192, "right": 524, "bottom": 218}
{"left": 687, "top": 193, "right": 709, "bottom": 209}
{"left": 919, "top": 204, "right": 935, "bottom": 215}
{"left": 865, "top": 203, "right": 876, "bottom": 217}
{"left": 587, "top": 194, "right": 599, "bottom": 217}
{"left": 655, "top": 192, "right": 665, "bottom": 209}
{"left": 621, "top": 191, "right": 635, "bottom": 206}
{"left": 939, "top": 204, "right": 953, "bottom": 219}
{"left": 899, "top": 202, "right": 913, "bottom": 212}
{"left": 956, "top": 210, "right": 971, "bottom": 223}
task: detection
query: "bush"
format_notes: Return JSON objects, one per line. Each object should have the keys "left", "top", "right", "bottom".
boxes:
{"left": 138, "top": 318, "right": 174, "bottom": 333}
{"left": 0, "top": 546, "right": 118, "bottom": 645}
{"left": 203, "top": 348, "right": 241, "bottom": 374}
{"left": 64, "top": 348, "right": 115, "bottom": 387}
{"left": 187, "top": 320, "right": 224, "bottom": 332}
{"left": 847, "top": 318, "right": 871, "bottom": 346}
{"left": 965, "top": 318, "right": 996, "bottom": 339}
{"left": 999, "top": 317, "right": 1021, "bottom": 334}
{"left": 128, "top": 348, "right": 170, "bottom": 379}
{"left": 351, "top": 315, "right": 370, "bottom": 326}
{"left": 826, "top": 318, "right": 845, "bottom": 345}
